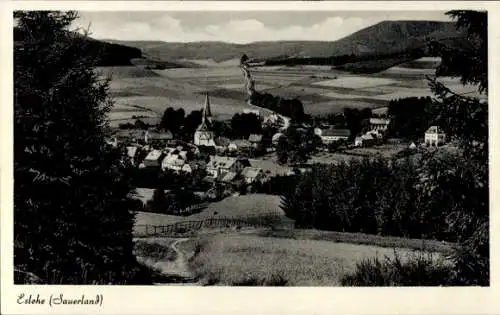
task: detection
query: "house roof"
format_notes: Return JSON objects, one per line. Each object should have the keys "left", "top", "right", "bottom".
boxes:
{"left": 219, "top": 171, "right": 238, "bottom": 183}
{"left": 241, "top": 167, "right": 263, "bottom": 179}
{"left": 426, "top": 126, "right": 445, "bottom": 134}
{"left": 147, "top": 130, "right": 173, "bottom": 140}
{"left": 248, "top": 134, "right": 263, "bottom": 142}
{"left": 126, "top": 146, "right": 138, "bottom": 158}
{"left": 114, "top": 129, "right": 146, "bottom": 140}
{"left": 321, "top": 128, "right": 350, "bottom": 137}
{"left": 230, "top": 139, "right": 252, "bottom": 148}
{"left": 369, "top": 118, "right": 390, "bottom": 125}
{"left": 208, "top": 156, "right": 237, "bottom": 169}
{"left": 144, "top": 150, "right": 163, "bottom": 161}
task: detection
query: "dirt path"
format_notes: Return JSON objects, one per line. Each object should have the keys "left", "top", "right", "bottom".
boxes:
{"left": 136, "top": 237, "right": 199, "bottom": 285}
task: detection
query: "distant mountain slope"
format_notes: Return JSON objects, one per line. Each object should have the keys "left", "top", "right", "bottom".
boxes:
{"left": 104, "top": 20, "right": 463, "bottom": 62}
{"left": 14, "top": 27, "right": 193, "bottom": 68}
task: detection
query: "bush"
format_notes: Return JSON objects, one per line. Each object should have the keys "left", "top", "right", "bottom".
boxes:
{"left": 340, "top": 251, "right": 454, "bottom": 286}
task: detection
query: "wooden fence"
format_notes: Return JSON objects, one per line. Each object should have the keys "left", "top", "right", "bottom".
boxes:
{"left": 134, "top": 215, "right": 293, "bottom": 237}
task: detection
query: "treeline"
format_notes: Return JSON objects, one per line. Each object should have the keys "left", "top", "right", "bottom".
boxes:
{"left": 282, "top": 154, "right": 482, "bottom": 243}
{"left": 386, "top": 96, "right": 438, "bottom": 141}
{"left": 249, "top": 92, "right": 305, "bottom": 122}
{"left": 14, "top": 26, "right": 143, "bottom": 67}
{"left": 263, "top": 49, "right": 426, "bottom": 73}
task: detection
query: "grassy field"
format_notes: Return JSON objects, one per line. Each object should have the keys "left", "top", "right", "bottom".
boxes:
{"left": 133, "top": 194, "right": 293, "bottom": 229}
{"left": 103, "top": 57, "right": 484, "bottom": 126}
{"left": 187, "top": 233, "right": 446, "bottom": 286}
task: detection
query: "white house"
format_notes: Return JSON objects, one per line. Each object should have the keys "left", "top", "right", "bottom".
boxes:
{"left": 206, "top": 156, "right": 251, "bottom": 178}
{"left": 243, "top": 109, "right": 261, "bottom": 117}
{"left": 316, "top": 127, "right": 350, "bottom": 144}
{"left": 143, "top": 150, "right": 164, "bottom": 168}
{"left": 126, "top": 146, "right": 139, "bottom": 165}
{"left": 228, "top": 139, "right": 252, "bottom": 152}
{"left": 369, "top": 118, "right": 391, "bottom": 132}
{"left": 241, "top": 167, "right": 264, "bottom": 184}
{"left": 161, "top": 154, "right": 185, "bottom": 172}
{"left": 425, "top": 126, "right": 446, "bottom": 147}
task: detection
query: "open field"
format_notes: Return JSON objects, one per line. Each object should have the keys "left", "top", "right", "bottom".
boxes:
{"left": 103, "top": 56, "right": 484, "bottom": 125}
{"left": 190, "top": 194, "right": 285, "bottom": 219}
{"left": 187, "top": 233, "right": 447, "bottom": 286}
{"left": 133, "top": 194, "right": 293, "bottom": 230}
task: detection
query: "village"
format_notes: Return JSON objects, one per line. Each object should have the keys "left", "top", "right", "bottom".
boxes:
{"left": 106, "top": 92, "right": 450, "bottom": 211}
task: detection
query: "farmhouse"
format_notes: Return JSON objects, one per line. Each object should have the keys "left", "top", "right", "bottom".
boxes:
{"left": 315, "top": 127, "right": 350, "bottom": 144}
{"left": 241, "top": 167, "right": 265, "bottom": 184}
{"left": 425, "top": 126, "right": 446, "bottom": 147}
{"left": 248, "top": 134, "right": 263, "bottom": 147}
{"left": 194, "top": 94, "right": 216, "bottom": 147}
{"left": 143, "top": 150, "right": 164, "bottom": 168}
{"left": 146, "top": 130, "right": 173, "bottom": 147}
{"left": 113, "top": 129, "right": 147, "bottom": 145}
{"left": 207, "top": 156, "right": 251, "bottom": 178}
{"left": 369, "top": 118, "right": 391, "bottom": 132}
{"left": 243, "top": 109, "right": 261, "bottom": 117}
{"left": 161, "top": 154, "right": 185, "bottom": 172}
{"left": 126, "top": 146, "right": 139, "bottom": 165}
{"left": 216, "top": 171, "right": 239, "bottom": 188}
{"left": 214, "top": 137, "right": 231, "bottom": 151}
{"left": 228, "top": 139, "right": 252, "bottom": 152}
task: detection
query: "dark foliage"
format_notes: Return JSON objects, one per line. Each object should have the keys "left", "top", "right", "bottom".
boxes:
{"left": 386, "top": 96, "right": 436, "bottom": 140}
{"left": 230, "top": 113, "right": 262, "bottom": 139}
{"left": 340, "top": 252, "right": 454, "bottom": 286}
{"left": 14, "top": 11, "right": 146, "bottom": 284}
{"left": 343, "top": 108, "right": 372, "bottom": 139}
{"left": 249, "top": 92, "right": 305, "bottom": 122}
{"left": 160, "top": 107, "right": 185, "bottom": 135}
{"left": 14, "top": 21, "right": 142, "bottom": 67}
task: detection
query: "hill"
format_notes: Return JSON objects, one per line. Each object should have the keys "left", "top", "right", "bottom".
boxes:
{"left": 104, "top": 21, "right": 463, "bottom": 63}
{"left": 14, "top": 27, "right": 192, "bottom": 68}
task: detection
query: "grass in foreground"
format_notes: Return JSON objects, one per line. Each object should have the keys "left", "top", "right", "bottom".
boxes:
{"left": 340, "top": 251, "right": 453, "bottom": 286}
{"left": 187, "top": 233, "right": 437, "bottom": 286}
{"left": 257, "top": 229, "right": 454, "bottom": 254}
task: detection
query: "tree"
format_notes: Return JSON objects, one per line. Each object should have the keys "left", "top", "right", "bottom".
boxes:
{"left": 276, "top": 136, "right": 289, "bottom": 165}
{"left": 425, "top": 10, "right": 488, "bottom": 285}
{"left": 182, "top": 110, "right": 202, "bottom": 140}
{"left": 231, "top": 113, "right": 262, "bottom": 139}
{"left": 14, "top": 11, "right": 145, "bottom": 284}
{"left": 160, "top": 107, "right": 184, "bottom": 134}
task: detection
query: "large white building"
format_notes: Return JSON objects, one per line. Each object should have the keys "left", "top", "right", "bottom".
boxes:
{"left": 369, "top": 118, "right": 391, "bottom": 132}
{"left": 194, "top": 94, "right": 216, "bottom": 146}
{"left": 425, "top": 126, "right": 446, "bottom": 147}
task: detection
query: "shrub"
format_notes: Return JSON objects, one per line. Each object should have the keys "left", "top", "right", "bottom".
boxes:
{"left": 340, "top": 251, "right": 454, "bottom": 286}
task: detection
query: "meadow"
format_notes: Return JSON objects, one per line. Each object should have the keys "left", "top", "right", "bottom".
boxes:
{"left": 186, "top": 233, "right": 448, "bottom": 286}
{"left": 103, "top": 55, "right": 485, "bottom": 124}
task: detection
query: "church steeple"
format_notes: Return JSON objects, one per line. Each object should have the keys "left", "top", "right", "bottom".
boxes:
{"left": 202, "top": 93, "right": 212, "bottom": 121}
{"left": 197, "top": 93, "right": 213, "bottom": 131}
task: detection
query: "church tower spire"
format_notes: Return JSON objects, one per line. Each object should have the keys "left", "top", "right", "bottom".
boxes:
{"left": 202, "top": 93, "right": 212, "bottom": 121}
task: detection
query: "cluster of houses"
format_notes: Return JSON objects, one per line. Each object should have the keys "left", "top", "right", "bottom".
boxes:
{"left": 313, "top": 117, "right": 447, "bottom": 149}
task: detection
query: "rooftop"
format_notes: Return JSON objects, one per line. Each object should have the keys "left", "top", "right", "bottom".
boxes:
{"left": 321, "top": 128, "right": 350, "bottom": 137}
{"left": 241, "top": 167, "right": 263, "bottom": 179}
{"left": 426, "top": 126, "right": 445, "bottom": 134}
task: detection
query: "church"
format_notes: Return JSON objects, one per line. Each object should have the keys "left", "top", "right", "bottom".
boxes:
{"left": 194, "top": 94, "right": 216, "bottom": 146}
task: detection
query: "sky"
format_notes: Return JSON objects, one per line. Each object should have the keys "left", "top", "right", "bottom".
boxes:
{"left": 74, "top": 11, "right": 451, "bottom": 43}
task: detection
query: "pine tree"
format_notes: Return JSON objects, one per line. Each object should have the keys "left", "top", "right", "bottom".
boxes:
{"left": 426, "top": 10, "right": 488, "bottom": 285}
{"left": 14, "top": 11, "right": 145, "bottom": 284}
